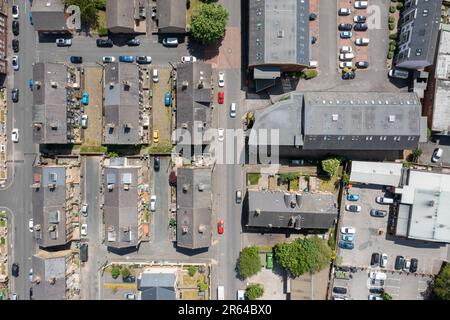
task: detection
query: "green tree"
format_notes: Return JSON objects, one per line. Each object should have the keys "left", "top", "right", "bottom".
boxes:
{"left": 110, "top": 265, "right": 120, "bottom": 279}
{"left": 198, "top": 282, "right": 208, "bottom": 292}
{"left": 245, "top": 284, "right": 264, "bottom": 300}
{"left": 321, "top": 158, "right": 341, "bottom": 177}
{"left": 169, "top": 218, "right": 177, "bottom": 228}
{"left": 301, "top": 69, "right": 318, "bottom": 79}
{"left": 411, "top": 148, "right": 422, "bottom": 162}
{"left": 433, "top": 262, "right": 450, "bottom": 300}
{"left": 342, "top": 172, "right": 350, "bottom": 185}
{"left": 274, "top": 237, "right": 331, "bottom": 277}
{"left": 121, "top": 267, "right": 131, "bottom": 279}
{"left": 237, "top": 246, "right": 262, "bottom": 279}
{"left": 190, "top": 3, "right": 229, "bottom": 45}
{"left": 279, "top": 172, "right": 299, "bottom": 184}
{"left": 188, "top": 265, "right": 197, "bottom": 277}
{"left": 383, "top": 292, "right": 393, "bottom": 300}
{"left": 65, "top": 0, "right": 101, "bottom": 29}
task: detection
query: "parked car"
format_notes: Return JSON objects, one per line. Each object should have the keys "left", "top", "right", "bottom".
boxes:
{"left": 12, "top": 39, "right": 19, "bottom": 53}
{"left": 218, "top": 72, "right": 225, "bottom": 87}
{"left": 341, "top": 234, "right": 354, "bottom": 242}
{"left": 81, "top": 224, "right": 88, "bottom": 237}
{"left": 150, "top": 195, "right": 156, "bottom": 212}
{"left": 369, "top": 272, "right": 387, "bottom": 280}
{"left": 345, "top": 205, "right": 361, "bottom": 212}
{"left": 29, "top": 79, "right": 33, "bottom": 91}
{"left": 369, "top": 288, "right": 384, "bottom": 294}
{"left": 11, "top": 88, "right": 19, "bottom": 103}
{"left": 410, "top": 258, "right": 418, "bottom": 273}
{"left": 339, "top": 61, "right": 353, "bottom": 69}
{"left": 339, "top": 53, "right": 355, "bottom": 60}
{"left": 81, "top": 203, "right": 88, "bottom": 217}
{"left": 124, "top": 293, "right": 136, "bottom": 300}
{"left": 153, "top": 157, "right": 160, "bottom": 171}
{"left": 370, "top": 209, "right": 387, "bottom": 217}
{"left": 28, "top": 268, "right": 33, "bottom": 282}
{"left": 164, "top": 92, "right": 171, "bottom": 106}
{"left": 12, "top": 5, "right": 19, "bottom": 19}
{"left": 266, "top": 253, "right": 273, "bottom": 269}
{"left": 338, "top": 8, "right": 351, "bottom": 16}
{"left": 389, "top": 68, "right": 409, "bottom": 79}
{"left": 119, "top": 55, "right": 135, "bottom": 63}
{"left": 338, "top": 241, "right": 354, "bottom": 249}
{"left": 340, "top": 46, "right": 353, "bottom": 53}
{"left": 80, "top": 114, "right": 88, "bottom": 128}
{"left": 56, "top": 38, "right": 71, "bottom": 46}
{"left": 11, "top": 293, "right": 18, "bottom": 300}
{"left": 354, "top": 23, "right": 368, "bottom": 31}
{"left": 403, "top": 259, "right": 411, "bottom": 271}
{"left": 29, "top": 12, "right": 33, "bottom": 25}
{"left": 218, "top": 128, "right": 225, "bottom": 142}
{"left": 376, "top": 196, "right": 394, "bottom": 204}
{"left": 123, "top": 275, "right": 136, "bottom": 283}
{"left": 153, "top": 129, "right": 159, "bottom": 143}
{"left": 340, "top": 227, "right": 356, "bottom": 234}
{"left": 70, "top": 56, "right": 82, "bottom": 64}
{"left": 181, "top": 56, "right": 197, "bottom": 63}
{"left": 12, "top": 21, "right": 19, "bottom": 36}
{"left": 395, "top": 256, "right": 405, "bottom": 270}
{"left": 311, "top": 36, "right": 317, "bottom": 44}
{"left": 218, "top": 91, "right": 224, "bottom": 104}
{"left": 80, "top": 243, "right": 88, "bottom": 262}
{"left": 381, "top": 253, "right": 388, "bottom": 268}
{"left": 333, "top": 287, "right": 347, "bottom": 294}
{"left": 12, "top": 55, "right": 19, "bottom": 71}
{"left": 432, "top": 148, "right": 443, "bottom": 163}
{"left": 230, "top": 102, "right": 236, "bottom": 118}
{"left": 340, "top": 31, "right": 352, "bottom": 38}
{"left": 371, "top": 253, "right": 380, "bottom": 267}
{"left": 102, "top": 56, "right": 116, "bottom": 63}
{"left": 126, "top": 38, "right": 140, "bottom": 46}
{"left": 356, "top": 61, "right": 369, "bottom": 68}
{"left": 152, "top": 68, "right": 159, "bottom": 82}
{"left": 368, "top": 295, "right": 383, "bottom": 300}
{"left": 342, "top": 71, "right": 355, "bottom": 80}
{"left": 236, "top": 190, "right": 242, "bottom": 204}
{"left": 97, "top": 38, "right": 113, "bottom": 47}
{"left": 162, "top": 37, "right": 179, "bottom": 46}
{"left": 354, "top": 15, "right": 367, "bottom": 23}
{"left": 354, "top": 1, "right": 368, "bottom": 9}
{"left": 136, "top": 56, "right": 152, "bottom": 64}
{"left": 217, "top": 220, "right": 224, "bottom": 234}
{"left": 11, "top": 128, "right": 19, "bottom": 143}
{"left": 12, "top": 263, "right": 19, "bottom": 277}
{"left": 355, "top": 38, "right": 370, "bottom": 45}
{"left": 338, "top": 23, "right": 353, "bottom": 31}
{"left": 346, "top": 194, "right": 359, "bottom": 201}
{"left": 82, "top": 92, "right": 89, "bottom": 105}
{"left": 237, "top": 290, "right": 245, "bottom": 300}
{"left": 309, "top": 12, "right": 317, "bottom": 21}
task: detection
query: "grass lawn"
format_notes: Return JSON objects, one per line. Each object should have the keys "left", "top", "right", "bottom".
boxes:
{"left": 94, "top": 10, "right": 107, "bottom": 35}
{"left": 0, "top": 237, "right": 5, "bottom": 245}
{"left": 187, "top": 0, "right": 202, "bottom": 25}
{"left": 248, "top": 173, "right": 261, "bottom": 185}
{"left": 182, "top": 273, "right": 206, "bottom": 287}
{"left": 319, "top": 166, "right": 343, "bottom": 193}
{"left": 0, "top": 219, "right": 5, "bottom": 227}
{"left": 182, "top": 289, "right": 204, "bottom": 300}
{"left": 289, "top": 178, "right": 299, "bottom": 191}
{"left": 328, "top": 224, "right": 336, "bottom": 250}
{"left": 80, "top": 145, "right": 107, "bottom": 153}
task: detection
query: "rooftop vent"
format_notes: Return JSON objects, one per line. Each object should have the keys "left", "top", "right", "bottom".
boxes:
{"left": 183, "top": 184, "right": 189, "bottom": 192}
{"left": 182, "top": 123, "right": 188, "bottom": 129}
{"left": 198, "top": 224, "right": 206, "bottom": 233}
{"left": 389, "top": 115, "right": 396, "bottom": 122}
{"left": 332, "top": 114, "right": 339, "bottom": 121}
{"left": 198, "top": 183, "right": 205, "bottom": 191}
{"left": 255, "top": 208, "right": 261, "bottom": 216}
{"left": 182, "top": 225, "right": 189, "bottom": 234}
{"left": 108, "top": 183, "right": 115, "bottom": 191}
{"left": 50, "top": 81, "right": 57, "bottom": 88}
{"left": 277, "top": 30, "right": 285, "bottom": 38}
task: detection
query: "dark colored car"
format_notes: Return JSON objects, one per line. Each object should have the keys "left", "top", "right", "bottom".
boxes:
{"left": 12, "top": 263, "right": 19, "bottom": 277}
{"left": 80, "top": 243, "right": 88, "bottom": 262}
{"left": 410, "top": 258, "right": 418, "bottom": 273}
{"left": 311, "top": 36, "right": 317, "bottom": 44}
{"left": 371, "top": 253, "right": 380, "bottom": 266}
{"left": 12, "top": 39, "right": 19, "bottom": 53}
{"left": 29, "top": 287, "right": 33, "bottom": 299}
{"left": 70, "top": 56, "right": 83, "bottom": 64}
{"left": 395, "top": 255, "right": 405, "bottom": 270}
{"left": 154, "top": 157, "right": 160, "bottom": 171}
{"left": 96, "top": 38, "right": 113, "bottom": 47}
{"left": 354, "top": 15, "right": 367, "bottom": 23}
{"left": 354, "top": 23, "right": 368, "bottom": 31}
{"left": 342, "top": 72, "right": 355, "bottom": 80}
{"left": 333, "top": 287, "right": 347, "bottom": 294}
{"left": 338, "top": 23, "right": 353, "bottom": 31}
{"left": 356, "top": 61, "right": 369, "bottom": 68}
{"left": 12, "top": 20, "right": 19, "bottom": 36}
{"left": 309, "top": 13, "right": 317, "bottom": 21}
{"left": 369, "top": 288, "right": 384, "bottom": 294}
{"left": 370, "top": 209, "right": 387, "bottom": 217}
{"left": 127, "top": 38, "right": 140, "bottom": 46}
{"left": 11, "top": 88, "right": 19, "bottom": 103}
{"left": 123, "top": 275, "right": 136, "bottom": 283}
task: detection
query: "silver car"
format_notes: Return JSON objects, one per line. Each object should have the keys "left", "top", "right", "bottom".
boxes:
{"left": 12, "top": 55, "right": 19, "bottom": 71}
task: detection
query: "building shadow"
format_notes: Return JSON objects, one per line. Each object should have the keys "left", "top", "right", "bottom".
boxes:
{"left": 107, "top": 244, "right": 140, "bottom": 256}
{"left": 174, "top": 243, "right": 209, "bottom": 256}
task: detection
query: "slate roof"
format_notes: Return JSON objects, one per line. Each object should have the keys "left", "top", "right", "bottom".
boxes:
{"left": 157, "top": 0, "right": 186, "bottom": 33}
{"left": 106, "top": 0, "right": 144, "bottom": 33}
{"left": 32, "top": 251, "right": 68, "bottom": 300}
{"left": 31, "top": 0, "right": 68, "bottom": 32}
{"left": 138, "top": 270, "right": 176, "bottom": 300}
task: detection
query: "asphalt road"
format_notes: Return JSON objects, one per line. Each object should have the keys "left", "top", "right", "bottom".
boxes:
{"left": 151, "top": 156, "right": 170, "bottom": 247}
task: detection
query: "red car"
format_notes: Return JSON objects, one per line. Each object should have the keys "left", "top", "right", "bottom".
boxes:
{"left": 218, "top": 91, "right": 224, "bottom": 104}
{"left": 217, "top": 220, "right": 224, "bottom": 234}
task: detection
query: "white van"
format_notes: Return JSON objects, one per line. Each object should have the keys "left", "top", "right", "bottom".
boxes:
{"left": 339, "top": 53, "right": 354, "bottom": 60}
{"left": 369, "top": 272, "right": 387, "bottom": 280}
{"left": 376, "top": 196, "right": 394, "bottom": 204}
{"left": 230, "top": 103, "right": 236, "bottom": 118}
{"left": 217, "top": 286, "right": 225, "bottom": 300}
{"left": 163, "top": 37, "right": 179, "bottom": 47}
{"left": 152, "top": 68, "right": 159, "bottom": 83}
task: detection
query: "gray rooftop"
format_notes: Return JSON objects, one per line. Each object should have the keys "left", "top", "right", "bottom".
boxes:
{"left": 138, "top": 271, "right": 176, "bottom": 300}
{"left": 32, "top": 62, "right": 68, "bottom": 144}
{"left": 104, "top": 62, "right": 140, "bottom": 145}
{"left": 248, "top": 0, "right": 310, "bottom": 67}
{"left": 31, "top": 0, "right": 68, "bottom": 32}
{"left": 157, "top": 0, "right": 186, "bottom": 33}
{"left": 32, "top": 166, "right": 68, "bottom": 248}
{"left": 246, "top": 190, "right": 337, "bottom": 230}
{"left": 32, "top": 252, "right": 67, "bottom": 300}
{"left": 177, "top": 167, "right": 212, "bottom": 249}
{"left": 176, "top": 62, "right": 213, "bottom": 146}
{"left": 104, "top": 162, "right": 140, "bottom": 249}
{"left": 106, "top": 0, "right": 143, "bottom": 33}
{"left": 350, "top": 161, "right": 403, "bottom": 187}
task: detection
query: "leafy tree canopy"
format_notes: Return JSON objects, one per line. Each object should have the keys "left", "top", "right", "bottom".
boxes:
{"left": 237, "top": 246, "right": 262, "bottom": 279}
{"left": 190, "top": 3, "right": 229, "bottom": 45}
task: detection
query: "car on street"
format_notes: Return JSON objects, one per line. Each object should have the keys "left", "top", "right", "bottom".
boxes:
{"left": 153, "top": 129, "right": 159, "bottom": 143}
{"left": 218, "top": 128, "right": 225, "bottom": 142}
{"left": 395, "top": 256, "right": 405, "bottom": 270}
{"left": 70, "top": 56, "right": 83, "bottom": 64}
{"left": 153, "top": 157, "right": 160, "bottom": 171}
{"left": 230, "top": 102, "right": 236, "bottom": 118}
{"left": 162, "top": 37, "right": 179, "bottom": 47}
{"left": 165, "top": 92, "right": 171, "bottom": 106}
{"left": 236, "top": 190, "right": 242, "bottom": 203}
{"left": 340, "top": 46, "right": 353, "bottom": 53}
{"left": 370, "top": 209, "right": 387, "bottom": 217}
{"left": 150, "top": 195, "right": 156, "bottom": 212}
{"left": 403, "top": 259, "right": 411, "bottom": 271}
{"left": 12, "top": 21, "right": 19, "bottom": 36}
{"left": 136, "top": 56, "right": 152, "bottom": 64}
{"left": 371, "top": 253, "right": 380, "bottom": 266}
{"left": 56, "top": 38, "right": 72, "bottom": 46}
{"left": 218, "top": 91, "right": 224, "bottom": 104}
{"left": 432, "top": 148, "right": 443, "bottom": 163}
{"left": 354, "top": 23, "right": 368, "bottom": 31}
{"left": 341, "top": 227, "right": 356, "bottom": 234}
{"left": 369, "top": 288, "right": 384, "bottom": 294}
{"left": 29, "top": 268, "right": 33, "bottom": 282}
{"left": 354, "top": 15, "right": 367, "bottom": 23}
{"left": 29, "top": 79, "right": 33, "bottom": 91}
{"left": 381, "top": 253, "right": 388, "bottom": 268}
{"left": 29, "top": 287, "right": 33, "bottom": 299}
{"left": 355, "top": 38, "right": 370, "bottom": 45}
{"left": 356, "top": 61, "right": 369, "bottom": 68}
{"left": 152, "top": 68, "right": 159, "bottom": 82}
{"left": 237, "top": 290, "right": 245, "bottom": 300}
{"left": 346, "top": 194, "right": 359, "bottom": 201}
{"left": 80, "top": 243, "right": 88, "bottom": 262}
{"left": 355, "top": 1, "right": 368, "bottom": 9}
{"left": 124, "top": 293, "right": 136, "bottom": 300}
{"left": 102, "top": 56, "right": 116, "bottom": 63}
{"left": 340, "top": 31, "right": 352, "bottom": 38}
{"left": 341, "top": 234, "right": 354, "bottom": 242}
{"left": 11, "top": 293, "right": 18, "bottom": 300}
{"left": 338, "top": 241, "right": 354, "bottom": 249}
{"left": 80, "top": 114, "right": 88, "bottom": 128}
{"left": 266, "top": 253, "right": 273, "bottom": 269}
{"left": 339, "top": 61, "right": 353, "bottom": 69}
{"left": 181, "top": 56, "right": 197, "bottom": 63}
{"left": 82, "top": 92, "right": 89, "bottom": 105}
{"left": 12, "top": 55, "right": 19, "bottom": 71}
{"left": 81, "top": 224, "right": 88, "bottom": 237}
{"left": 12, "top": 263, "right": 19, "bottom": 277}
{"left": 217, "top": 220, "right": 224, "bottom": 234}
{"left": 97, "top": 38, "right": 114, "bottom": 47}
{"left": 12, "top": 5, "right": 19, "bottom": 19}
{"left": 12, "top": 39, "right": 19, "bottom": 53}
{"left": 376, "top": 196, "right": 394, "bottom": 204}
{"left": 11, "top": 128, "right": 19, "bottom": 143}
{"left": 333, "top": 287, "right": 347, "bottom": 295}
{"left": 338, "top": 8, "right": 351, "bottom": 16}
{"left": 345, "top": 205, "right": 361, "bottom": 212}
{"left": 11, "top": 88, "right": 19, "bottom": 103}
{"left": 410, "top": 258, "right": 418, "bottom": 273}
{"left": 126, "top": 38, "right": 140, "bottom": 46}
{"left": 81, "top": 203, "right": 88, "bottom": 217}
{"left": 29, "top": 12, "right": 33, "bottom": 25}
{"left": 368, "top": 295, "right": 383, "bottom": 300}
{"left": 218, "top": 72, "right": 225, "bottom": 87}
{"left": 119, "top": 55, "right": 135, "bottom": 63}
{"left": 338, "top": 23, "right": 353, "bottom": 31}
{"left": 123, "top": 275, "right": 136, "bottom": 283}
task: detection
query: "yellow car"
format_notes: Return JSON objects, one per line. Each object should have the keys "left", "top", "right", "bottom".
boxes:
{"left": 153, "top": 129, "right": 159, "bottom": 143}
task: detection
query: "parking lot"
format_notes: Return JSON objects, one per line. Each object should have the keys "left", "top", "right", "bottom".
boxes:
{"left": 338, "top": 184, "right": 449, "bottom": 275}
